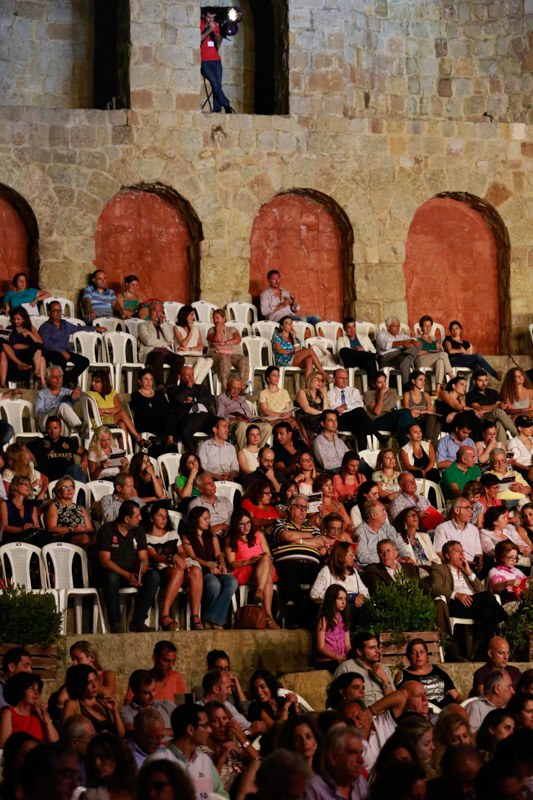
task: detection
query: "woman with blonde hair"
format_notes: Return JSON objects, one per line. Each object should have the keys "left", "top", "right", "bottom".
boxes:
{"left": 3, "top": 442, "right": 47, "bottom": 500}
{"left": 44, "top": 475, "right": 93, "bottom": 547}
{"left": 296, "top": 371, "right": 329, "bottom": 437}
{"left": 431, "top": 712, "right": 473, "bottom": 775}
{"left": 206, "top": 307, "right": 249, "bottom": 390}
{"left": 372, "top": 449, "right": 401, "bottom": 501}
{"left": 87, "top": 426, "right": 129, "bottom": 481}
{"left": 88, "top": 370, "right": 147, "bottom": 449}
{"left": 0, "top": 474, "right": 40, "bottom": 540}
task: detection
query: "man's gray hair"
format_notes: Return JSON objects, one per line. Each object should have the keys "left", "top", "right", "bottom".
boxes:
{"left": 485, "top": 668, "right": 507, "bottom": 694}
{"left": 385, "top": 315, "right": 400, "bottom": 328}
{"left": 134, "top": 707, "right": 165, "bottom": 736}
{"left": 288, "top": 493, "right": 308, "bottom": 508}
{"left": 362, "top": 501, "right": 381, "bottom": 522}
{"left": 195, "top": 472, "right": 210, "bottom": 492}
{"left": 46, "top": 364, "right": 63, "bottom": 380}
{"left": 489, "top": 447, "right": 506, "bottom": 463}
{"left": 451, "top": 496, "right": 469, "bottom": 510}
{"left": 254, "top": 749, "right": 311, "bottom": 797}
{"left": 325, "top": 725, "right": 363, "bottom": 758}
{"left": 377, "top": 538, "right": 397, "bottom": 553}
{"left": 60, "top": 714, "right": 93, "bottom": 744}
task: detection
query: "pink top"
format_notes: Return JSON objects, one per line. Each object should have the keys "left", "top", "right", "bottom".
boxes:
{"left": 488, "top": 564, "right": 529, "bottom": 603}
{"left": 317, "top": 614, "right": 347, "bottom": 662}
{"left": 333, "top": 472, "right": 365, "bottom": 500}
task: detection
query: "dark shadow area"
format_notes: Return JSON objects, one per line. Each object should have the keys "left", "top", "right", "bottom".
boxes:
{"left": 0, "top": 184, "right": 39, "bottom": 295}
{"left": 249, "top": 0, "right": 288, "bottom": 114}
{"left": 93, "top": 0, "right": 131, "bottom": 110}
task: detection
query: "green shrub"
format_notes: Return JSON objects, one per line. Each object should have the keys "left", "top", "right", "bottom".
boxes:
{"left": 0, "top": 586, "right": 63, "bottom": 647}
{"left": 503, "top": 584, "right": 533, "bottom": 661}
{"left": 363, "top": 575, "right": 436, "bottom": 648}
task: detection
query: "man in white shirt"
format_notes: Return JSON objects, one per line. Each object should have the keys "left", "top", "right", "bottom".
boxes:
{"left": 339, "top": 690, "right": 407, "bottom": 772}
{"left": 311, "top": 410, "right": 348, "bottom": 474}
{"left": 467, "top": 669, "right": 515, "bottom": 732}
{"left": 433, "top": 498, "right": 483, "bottom": 572}
{"left": 197, "top": 417, "right": 239, "bottom": 481}
{"left": 375, "top": 316, "right": 421, "bottom": 385}
{"left": 327, "top": 368, "right": 387, "bottom": 450}
{"left": 259, "top": 269, "right": 321, "bottom": 326}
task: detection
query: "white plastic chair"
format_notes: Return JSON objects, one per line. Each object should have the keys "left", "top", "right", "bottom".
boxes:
{"left": 277, "top": 687, "right": 314, "bottom": 712}
{"left": 226, "top": 302, "right": 258, "bottom": 324}
{"left": 125, "top": 319, "right": 144, "bottom": 338}
{"left": 414, "top": 321, "right": 445, "bottom": 342}
{"left": 252, "top": 321, "right": 278, "bottom": 340}
{"left": 47, "top": 478, "right": 91, "bottom": 508}
{"left": 168, "top": 509, "right": 184, "bottom": 532}
{"left": 41, "top": 542, "right": 106, "bottom": 634}
{"left": 0, "top": 542, "right": 60, "bottom": 611}
{"left": 192, "top": 301, "right": 218, "bottom": 323}
{"left": 71, "top": 332, "right": 113, "bottom": 391}
{"left": 33, "top": 315, "right": 51, "bottom": 330}
{"left": 0, "top": 398, "right": 36, "bottom": 444}
{"left": 0, "top": 314, "right": 11, "bottom": 328}
{"left": 78, "top": 392, "right": 129, "bottom": 452}
{"left": 93, "top": 317, "right": 126, "bottom": 333}
{"left": 215, "top": 480, "right": 243, "bottom": 505}
{"left": 157, "top": 453, "right": 181, "bottom": 494}
{"left": 86, "top": 479, "right": 115, "bottom": 503}
{"left": 241, "top": 336, "right": 274, "bottom": 385}
{"left": 358, "top": 449, "right": 381, "bottom": 470}
{"left": 379, "top": 321, "right": 410, "bottom": 336}
{"left": 381, "top": 366, "right": 403, "bottom": 396}
{"left": 415, "top": 479, "right": 445, "bottom": 512}
{"left": 163, "top": 301, "right": 184, "bottom": 324}
{"left": 460, "top": 697, "right": 479, "bottom": 709}
{"left": 317, "top": 321, "right": 343, "bottom": 341}
{"left": 104, "top": 332, "right": 144, "bottom": 393}
{"left": 227, "top": 322, "right": 251, "bottom": 338}
{"left": 41, "top": 296, "right": 75, "bottom": 317}
{"left": 292, "top": 321, "right": 315, "bottom": 341}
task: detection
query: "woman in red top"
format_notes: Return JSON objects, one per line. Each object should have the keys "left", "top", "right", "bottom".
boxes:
{"left": 0, "top": 673, "right": 58, "bottom": 746}
{"left": 333, "top": 450, "right": 365, "bottom": 506}
{"left": 241, "top": 479, "right": 281, "bottom": 532}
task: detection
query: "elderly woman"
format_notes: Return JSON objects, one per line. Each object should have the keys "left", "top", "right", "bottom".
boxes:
{"left": 88, "top": 370, "right": 147, "bottom": 449}
{"left": 402, "top": 370, "right": 440, "bottom": 446}
{"left": 487, "top": 447, "right": 531, "bottom": 506}
{"left": 0, "top": 474, "right": 40, "bottom": 541}
{"left": 295, "top": 371, "right": 329, "bottom": 437}
{"left": 443, "top": 320, "right": 501, "bottom": 378}
{"left": 174, "top": 304, "right": 213, "bottom": 386}
{"left": 320, "top": 512, "right": 353, "bottom": 550}
{"left": 480, "top": 506, "right": 531, "bottom": 563}
{"left": 44, "top": 475, "right": 93, "bottom": 548}
{"left": 507, "top": 414, "right": 533, "bottom": 476}
{"left": 115, "top": 274, "right": 150, "bottom": 320}
{"left": 394, "top": 638, "right": 464, "bottom": 708}
{"left": 415, "top": 315, "right": 454, "bottom": 395}
{"left": 272, "top": 316, "right": 329, "bottom": 380}
{"left": 3, "top": 442, "right": 47, "bottom": 501}
{"left": 488, "top": 540, "right": 530, "bottom": 606}
{"left": 310, "top": 540, "right": 369, "bottom": 628}
{"left": 2, "top": 272, "right": 50, "bottom": 315}
{"left": 6, "top": 306, "right": 46, "bottom": 388}
{"left": 87, "top": 426, "right": 129, "bottom": 481}
{"left": 393, "top": 508, "right": 440, "bottom": 577}
{"left": 206, "top": 307, "right": 249, "bottom": 390}
{"left": 399, "top": 422, "right": 440, "bottom": 483}
{"left": 501, "top": 367, "right": 533, "bottom": 420}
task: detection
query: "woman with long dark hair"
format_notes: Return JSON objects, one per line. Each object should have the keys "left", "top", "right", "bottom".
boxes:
{"left": 84, "top": 731, "right": 137, "bottom": 800}
{"left": 6, "top": 305, "right": 46, "bottom": 388}
{"left": 62, "top": 665, "right": 125, "bottom": 738}
{"left": 315, "top": 584, "right": 351, "bottom": 673}
{"left": 174, "top": 304, "right": 213, "bottom": 385}
{"left": 248, "top": 669, "right": 299, "bottom": 731}
{"left": 129, "top": 452, "right": 165, "bottom": 502}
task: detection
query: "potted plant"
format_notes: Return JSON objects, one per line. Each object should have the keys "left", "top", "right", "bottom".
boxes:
{"left": 0, "top": 586, "right": 63, "bottom": 679}
{"left": 503, "top": 584, "right": 533, "bottom": 662}
{"left": 363, "top": 575, "right": 440, "bottom": 666}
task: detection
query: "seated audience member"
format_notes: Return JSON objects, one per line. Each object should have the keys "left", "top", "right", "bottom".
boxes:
{"left": 197, "top": 670, "right": 254, "bottom": 734}
{"left": 248, "top": 669, "right": 299, "bottom": 731}
{"left": 399, "top": 422, "right": 440, "bottom": 482}
{"left": 273, "top": 316, "right": 329, "bottom": 380}
{"left": 375, "top": 316, "right": 421, "bottom": 386}
{"left": 124, "top": 641, "right": 187, "bottom": 704}
{"left": 442, "top": 445, "right": 482, "bottom": 500}
{"left": 466, "top": 668, "right": 515, "bottom": 732}
{"left": 272, "top": 420, "right": 306, "bottom": 474}
{"left": 481, "top": 507, "right": 531, "bottom": 561}
{"left": 98, "top": 500, "right": 159, "bottom": 633}
{"left": 3, "top": 442, "right": 47, "bottom": 501}
{"left": 147, "top": 703, "right": 229, "bottom": 799}
{"left": 224, "top": 507, "right": 279, "bottom": 628}
{"left": 466, "top": 369, "right": 518, "bottom": 442}
{"left": 61, "top": 664, "right": 125, "bottom": 736}
{"left": 488, "top": 541, "right": 529, "bottom": 606}
{"left": 0, "top": 474, "right": 40, "bottom": 542}
{"left": 81, "top": 269, "right": 118, "bottom": 320}
{"left": 333, "top": 450, "right": 365, "bottom": 506}
{"left": 84, "top": 731, "right": 137, "bottom": 798}
{"left": 100, "top": 471, "right": 146, "bottom": 523}
{"left": 475, "top": 708, "right": 515, "bottom": 760}
{"left": 478, "top": 472, "right": 504, "bottom": 516}
{"left": 0, "top": 673, "right": 58, "bottom": 746}
{"left": 501, "top": 366, "right": 533, "bottom": 420}
{"left": 189, "top": 472, "right": 234, "bottom": 536}
{"left": 476, "top": 419, "right": 505, "bottom": 469}
{"left": 260, "top": 368, "right": 308, "bottom": 445}
{"left": 431, "top": 713, "right": 473, "bottom": 773}
{"left": 355, "top": 501, "right": 411, "bottom": 566}
{"left": 182, "top": 507, "right": 238, "bottom": 630}
{"left": 312, "top": 410, "right": 348, "bottom": 475}
{"left": 402, "top": 370, "right": 440, "bottom": 446}
{"left": 388, "top": 471, "right": 431, "bottom": 521}
{"left": 29, "top": 415, "right": 87, "bottom": 483}
{"left": 193, "top": 649, "right": 252, "bottom": 715}
{"left": 443, "top": 319, "right": 501, "bottom": 377}
{"left": 237, "top": 423, "right": 261, "bottom": 476}
{"left": 507, "top": 414, "right": 533, "bottom": 476}
{"left": 350, "top": 480, "right": 380, "bottom": 529}
{"left": 199, "top": 701, "right": 260, "bottom": 794}
{"left": 363, "top": 539, "right": 421, "bottom": 594}
{"left": 320, "top": 512, "right": 353, "bottom": 550}
{"left": 304, "top": 725, "right": 367, "bottom": 800}
{"left": 337, "top": 316, "right": 378, "bottom": 379}
{"left": 463, "top": 479, "right": 485, "bottom": 528}
{"left": 240, "top": 478, "right": 281, "bottom": 531}
{"left": 138, "top": 302, "right": 185, "bottom": 390}
{"left": 296, "top": 371, "right": 330, "bottom": 438}
{"left": 216, "top": 375, "right": 271, "bottom": 448}
{"left": 327, "top": 368, "right": 387, "bottom": 450}
{"left": 115, "top": 274, "right": 150, "bottom": 320}
{"left": 167, "top": 364, "right": 216, "bottom": 452}
{"left": 144, "top": 500, "right": 203, "bottom": 631}
{"left": 87, "top": 425, "right": 129, "bottom": 481}
{"left": 505, "top": 693, "right": 533, "bottom": 731}
{"left": 34, "top": 365, "right": 83, "bottom": 434}
{"left": 364, "top": 371, "right": 416, "bottom": 447}
{"left": 430, "top": 540, "right": 508, "bottom": 648}
{"left": 173, "top": 304, "right": 213, "bottom": 386}
{"left": 486, "top": 447, "right": 532, "bottom": 504}
{"left": 289, "top": 449, "right": 318, "bottom": 496}
{"left": 372, "top": 448, "right": 401, "bottom": 503}
{"left": 119, "top": 669, "right": 175, "bottom": 733}
{"left": 415, "top": 314, "right": 454, "bottom": 395}
{"left": 69, "top": 640, "right": 116, "bottom": 698}
{"left": 6, "top": 305, "right": 46, "bottom": 388}
{"left": 326, "top": 673, "right": 366, "bottom": 709}
{"left": 472, "top": 636, "right": 521, "bottom": 696}
{"left": 88, "top": 370, "right": 146, "bottom": 449}
{"left": 521, "top": 502, "right": 533, "bottom": 541}
{"left": 315, "top": 585, "right": 352, "bottom": 673}
{"left": 127, "top": 707, "right": 166, "bottom": 767}
{"left": 206, "top": 307, "right": 249, "bottom": 389}
{"left": 334, "top": 631, "right": 394, "bottom": 704}
{"left": 137, "top": 757, "right": 196, "bottom": 800}
{"left": 311, "top": 473, "right": 353, "bottom": 531}
{"left": 44, "top": 475, "right": 93, "bottom": 547}
{"left": 129, "top": 368, "right": 179, "bottom": 451}
{"left": 260, "top": 268, "right": 321, "bottom": 327}
{"left": 435, "top": 413, "right": 477, "bottom": 469}
{"left": 278, "top": 713, "right": 321, "bottom": 775}
{"left": 3, "top": 271, "right": 50, "bottom": 314}
{"left": 393, "top": 508, "right": 440, "bottom": 575}
{"left": 60, "top": 714, "right": 96, "bottom": 782}
{"left": 270, "top": 493, "right": 326, "bottom": 628}
{"left": 196, "top": 417, "right": 239, "bottom": 482}
{"left": 0, "top": 647, "right": 32, "bottom": 708}
{"left": 436, "top": 375, "right": 477, "bottom": 434}
{"left": 395, "top": 716, "right": 434, "bottom": 780}
{"left": 175, "top": 452, "right": 201, "bottom": 510}
{"left": 310, "top": 541, "right": 369, "bottom": 627}
{"left": 394, "top": 637, "right": 464, "bottom": 708}
{"left": 129, "top": 452, "right": 165, "bottom": 502}
{"left": 433, "top": 498, "right": 483, "bottom": 571}
{"left": 40, "top": 301, "right": 105, "bottom": 387}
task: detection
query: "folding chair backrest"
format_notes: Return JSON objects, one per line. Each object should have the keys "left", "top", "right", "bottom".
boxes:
{"left": 0, "top": 542, "right": 45, "bottom": 589}
{"left": 104, "top": 332, "right": 138, "bottom": 363}
{"left": 157, "top": 453, "right": 181, "bottom": 492}
{"left": 0, "top": 399, "right": 35, "bottom": 433}
{"left": 226, "top": 302, "right": 258, "bottom": 324}
{"left": 252, "top": 321, "right": 278, "bottom": 339}
{"left": 93, "top": 317, "right": 126, "bottom": 333}
{"left": 41, "top": 542, "right": 89, "bottom": 590}
{"left": 241, "top": 336, "right": 273, "bottom": 368}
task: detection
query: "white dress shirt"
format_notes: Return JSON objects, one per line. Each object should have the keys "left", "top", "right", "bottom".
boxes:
{"left": 327, "top": 385, "right": 364, "bottom": 413}
{"left": 376, "top": 330, "right": 411, "bottom": 356}
{"left": 433, "top": 519, "right": 482, "bottom": 561}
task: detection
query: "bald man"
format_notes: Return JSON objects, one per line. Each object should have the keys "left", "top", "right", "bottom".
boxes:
{"left": 472, "top": 636, "right": 521, "bottom": 696}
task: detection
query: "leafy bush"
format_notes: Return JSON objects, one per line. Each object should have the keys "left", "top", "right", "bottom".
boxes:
{"left": 364, "top": 575, "right": 436, "bottom": 647}
{"left": 504, "top": 584, "right": 533, "bottom": 661}
{"left": 0, "top": 586, "right": 63, "bottom": 647}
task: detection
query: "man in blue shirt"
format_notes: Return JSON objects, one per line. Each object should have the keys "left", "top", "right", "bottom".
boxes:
{"left": 39, "top": 301, "right": 105, "bottom": 387}
{"left": 81, "top": 270, "right": 119, "bottom": 321}
{"left": 436, "top": 413, "right": 478, "bottom": 470}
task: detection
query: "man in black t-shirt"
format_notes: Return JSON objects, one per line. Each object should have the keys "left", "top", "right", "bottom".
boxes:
{"left": 465, "top": 370, "right": 517, "bottom": 443}
{"left": 98, "top": 500, "right": 160, "bottom": 633}
{"left": 272, "top": 421, "right": 305, "bottom": 476}
{"left": 29, "top": 416, "right": 88, "bottom": 482}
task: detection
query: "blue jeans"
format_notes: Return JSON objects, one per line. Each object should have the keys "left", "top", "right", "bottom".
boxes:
{"left": 101, "top": 568, "right": 160, "bottom": 628}
{"left": 293, "top": 314, "right": 322, "bottom": 327}
{"left": 202, "top": 572, "right": 238, "bottom": 627}
{"left": 201, "top": 60, "right": 230, "bottom": 112}
{"left": 449, "top": 353, "right": 498, "bottom": 378}
{"left": 0, "top": 421, "right": 14, "bottom": 448}
{"left": 374, "top": 408, "right": 416, "bottom": 447}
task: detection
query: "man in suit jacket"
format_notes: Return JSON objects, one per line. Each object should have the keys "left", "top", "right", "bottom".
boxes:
{"left": 363, "top": 539, "right": 422, "bottom": 594}
{"left": 167, "top": 364, "right": 216, "bottom": 452}
{"left": 430, "top": 540, "right": 507, "bottom": 646}
{"left": 138, "top": 302, "right": 184, "bottom": 389}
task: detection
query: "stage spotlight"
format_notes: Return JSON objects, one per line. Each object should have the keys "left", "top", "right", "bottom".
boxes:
{"left": 227, "top": 7, "right": 242, "bottom": 22}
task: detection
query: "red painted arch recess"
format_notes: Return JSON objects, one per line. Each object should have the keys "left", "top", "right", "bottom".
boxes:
{"left": 94, "top": 190, "right": 191, "bottom": 302}
{"left": 0, "top": 197, "right": 29, "bottom": 297}
{"left": 249, "top": 194, "right": 344, "bottom": 321}
{"left": 404, "top": 198, "right": 500, "bottom": 354}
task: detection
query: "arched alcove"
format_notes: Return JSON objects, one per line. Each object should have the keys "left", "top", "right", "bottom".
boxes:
{"left": 404, "top": 194, "right": 510, "bottom": 354}
{"left": 249, "top": 190, "right": 354, "bottom": 321}
{"left": 0, "top": 185, "right": 39, "bottom": 297}
{"left": 94, "top": 183, "right": 203, "bottom": 302}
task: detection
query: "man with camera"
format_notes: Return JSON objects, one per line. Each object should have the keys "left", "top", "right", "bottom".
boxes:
{"left": 201, "top": 8, "right": 235, "bottom": 113}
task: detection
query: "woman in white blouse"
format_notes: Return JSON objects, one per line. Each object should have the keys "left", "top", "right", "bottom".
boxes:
{"left": 310, "top": 541, "right": 368, "bottom": 629}
{"left": 480, "top": 505, "right": 532, "bottom": 565}
{"left": 507, "top": 414, "right": 533, "bottom": 476}
{"left": 173, "top": 304, "right": 213, "bottom": 385}
{"left": 393, "top": 508, "right": 440, "bottom": 579}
